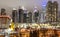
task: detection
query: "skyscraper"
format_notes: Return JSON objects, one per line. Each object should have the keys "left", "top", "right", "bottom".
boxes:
{"left": 34, "top": 10, "right": 39, "bottom": 23}
{"left": 46, "top": 1, "right": 58, "bottom": 25}
{"left": 52, "top": 1, "right": 58, "bottom": 22}
{"left": 12, "top": 8, "right": 17, "bottom": 23}
{"left": 1, "top": 8, "right": 6, "bottom": 15}
{"left": 46, "top": 1, "right": 52, "bottom": 23}
{"left": 28, "top": 12, "right": 32, "bottom": 23}
{"left": 18, "top": 9, "right": 24, "bottom": 23}
{"left": 23, "top": 11, "right": 27, "bottom": 23}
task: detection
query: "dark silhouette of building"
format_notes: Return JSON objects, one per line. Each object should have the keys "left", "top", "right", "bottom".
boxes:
{"left": 28, "top": 12, "right": 32, "bottom": 23}
{"left": 34, "top": 10, "right": 39, "bottom": 23}
{"left": 12, "top": 9, "right": 17, "bottom": 23}
{"left": 18, "top": 9, "right": 24, "bottom": 23}
{"left": 1, "top": 8, "right": 6, "bottom": 15}
{"left": 23, "top": 12, "right": 27, "bottom": 23}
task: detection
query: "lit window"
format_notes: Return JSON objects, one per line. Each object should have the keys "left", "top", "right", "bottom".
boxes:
{"left": 54, "top": 8, "right": 56, "bottom": 10}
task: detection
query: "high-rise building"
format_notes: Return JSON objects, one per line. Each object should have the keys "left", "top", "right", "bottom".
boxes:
{"left": 28, "top": 12, "right": 32, "bottom": 23}
{"left": 52, "top": 1, "right": 58, "bottom": 22}
{"left": 58, "top": 11, "right": 60, "bottom": 22}
{"left": 18, "top": 9, "right": 23, "bottom": 23}
{"left": 46, "top": 1, "right": 52, "bottom": 23}
{"left": 34, "top": 10, "right": 39, "bottom": 23}
{"left": 46, "top": 1, "right": 58, "bottom": 25}
{"left": 23, "top": 11, "right": 27, "bottom": 23}
{"left": 12, "top": 8, "right": 17, "bottom": 23}
{"left": 26, "top": 12, "right": 29, "bottom": 23}
{"left": 1, "top": 8, "right": 6, "bottom": 15}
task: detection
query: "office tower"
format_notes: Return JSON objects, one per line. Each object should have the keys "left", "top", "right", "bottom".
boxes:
{"left": 12, "top": 8, "right": 17, "bottom": 23}
{"left": 52, "top": 1, "right": 58, "bottom": 22}
{"left": 23, "top": 10, "right": 30, "bottom": 23}
{"left": 26, "top": 11, "right": 29, "bottom": 23}
{"left": 41, "top": 0, "right": 47, "bottom": 23}
{"left": 33, "top": 9, "right": 39, "bottom": 23}
{"left": 1, "top": 8, "right": 6, "bottom": 15}
{"left": 40, "top": 12, "right": 45, "bottom": 23}
{"left": 46, "top": 1, "right": 58, "bottom": 25}
{"left": 46, "top": 1, "right": 52, "bottom": 23}
{"left": 58, "top": 11, "right": 60, "bottom": 22}
{"left": 23, "top": 10, "right": 27, "bottom": 23}
{"left": 28, "top": 12, "right": 32, "bottom": 23}
{"left": 18, "top": 9, "right": 23, "bottom": 23}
